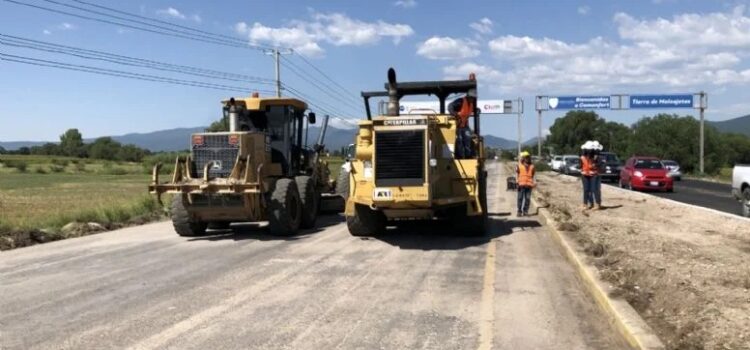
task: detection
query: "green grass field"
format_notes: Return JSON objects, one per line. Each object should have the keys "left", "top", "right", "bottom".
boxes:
{"left": 0, "top": 155, "right": 158, "bottom": 231}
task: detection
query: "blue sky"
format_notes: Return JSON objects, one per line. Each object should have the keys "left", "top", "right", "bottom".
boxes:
{"left": 1, "top": 0, "right": 749, "bottom": 142}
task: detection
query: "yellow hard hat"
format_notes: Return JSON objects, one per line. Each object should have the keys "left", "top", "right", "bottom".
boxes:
{"left": 520, "top": 151, "right": 530, "bottom": 158}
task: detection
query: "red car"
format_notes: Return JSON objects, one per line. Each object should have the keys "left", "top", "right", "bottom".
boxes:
{"left": 619, "top": 156, "right": 674, "bottom": 192}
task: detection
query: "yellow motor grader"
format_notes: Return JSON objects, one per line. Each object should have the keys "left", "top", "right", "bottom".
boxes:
{"left": 342, "top": 68, "right": 488, "bottom": 236}
{"left": 149, "top": 94, "right": 338, "bottom": 236}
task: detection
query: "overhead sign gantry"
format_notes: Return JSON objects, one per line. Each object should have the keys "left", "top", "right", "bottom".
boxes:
{"left": 535, "top": 92, "right": 708, "bottom": 172}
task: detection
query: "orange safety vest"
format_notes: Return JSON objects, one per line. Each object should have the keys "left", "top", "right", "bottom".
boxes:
{"left": 457, "top": 97, "right": 474, "bottom": 128}
{"left": 580, "top": 156, "right": 598, "bottom": 176}
{"left": 517, "top": 163, "right": 535, "bottom": 187}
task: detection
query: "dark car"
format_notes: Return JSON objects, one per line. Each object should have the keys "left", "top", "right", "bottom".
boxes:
{"left": 598, "top": 152, "right": 621, "bottom": 182}
{"left": 619, "top": 156, "right": 674, "bottom": 192}
{"left": 562, "top": 157, "right": 581, "bottom": 176}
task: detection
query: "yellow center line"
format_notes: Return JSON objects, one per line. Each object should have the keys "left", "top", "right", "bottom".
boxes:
{"left": 478, "top": 163, "right": 500, "bottom": 350}
{"left": 478, "top": 239, "right": 497, "bottom": 350}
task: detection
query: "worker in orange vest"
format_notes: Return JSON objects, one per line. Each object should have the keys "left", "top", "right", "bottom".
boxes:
{"left": 448, "top": 79, "right": 477, "bottom": 159}
{"left": 516, "top": 151, "right": 536, "bottom": 216}
{"left": 580, "top": 141, "right": 603, "bottom": 210}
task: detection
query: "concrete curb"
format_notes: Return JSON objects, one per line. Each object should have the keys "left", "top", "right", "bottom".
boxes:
{"left": 531, "top": 197, "right": 665, "bottom": 350}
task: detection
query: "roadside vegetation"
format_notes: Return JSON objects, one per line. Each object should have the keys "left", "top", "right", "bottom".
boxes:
{"left": 0, "top": 155, "right": 166, "bottom": 250}
{"left": 533, "top": 110, "right": 750, "bottom": 175}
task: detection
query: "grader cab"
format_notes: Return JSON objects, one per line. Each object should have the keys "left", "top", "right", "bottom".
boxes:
{"left": 343, "top": 68, "right": 488, "bottom": 236}
{"left": 149, "top": 94, "right": 337, "bottom": 237}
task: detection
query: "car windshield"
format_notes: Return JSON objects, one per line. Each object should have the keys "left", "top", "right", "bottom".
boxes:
{"left": 566, "top": 158, "right": 580, "bottom": 165}
{"left": 634, "top": 159, "right": 663, "bottom": 169}
{"left": 602, "top": 154, "right": 619, "bottom": 163}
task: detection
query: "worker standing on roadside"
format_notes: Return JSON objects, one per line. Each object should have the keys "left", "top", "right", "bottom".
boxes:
{"left": 580, "top": 141, "right": 602, "bottom": 210}
{"left": 516, "top": 151, "right": 535, "bottom": 216}
{"left": 448, "top": 74, "right": 477, "bottom": 159}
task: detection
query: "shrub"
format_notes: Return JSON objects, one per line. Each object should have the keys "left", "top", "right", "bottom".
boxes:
{"left": 74, "top": 162, "right": 87, "bottom": 173}
{"left": 51, "top": 159, "right": 70, "bottom": 167}
{"left": 49, "top": 165, "right": 65, "bottom": 173}
{"left": 34, "top": 166, "right": 48, "bottom": 174}
{"left": 9, "top": 160, "right": 28, "bottom": 172}
{"left": 534, "top": 161, "right": 552, "bottom": 172}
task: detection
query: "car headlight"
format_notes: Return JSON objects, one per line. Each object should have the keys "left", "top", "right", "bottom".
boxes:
{"left": 634, "top": 171, "right": 643, "bottom": 177}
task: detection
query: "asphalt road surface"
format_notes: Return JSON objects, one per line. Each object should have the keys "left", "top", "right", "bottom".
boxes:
{"left": 604, "top": 178, "right": 741, "bottom": 216}
{"left": 0, "top": 163, "right": 628, "bottom": 350}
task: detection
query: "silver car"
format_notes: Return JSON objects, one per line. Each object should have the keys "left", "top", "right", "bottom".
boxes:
{"left": 662, "top": 160, "right": 682, "bottom": 180}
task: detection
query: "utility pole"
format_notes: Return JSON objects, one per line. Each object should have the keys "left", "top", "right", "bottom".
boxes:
{"left": 517, "top": 98, "right": 523, "bottom": 157}
{"left": 265, "top": 48, "right": 293, "bottom": 97}
{"left": 537, "top": 109, "right": 542, "bottom": 158}
{"left": 699, "top": 91, "right": 707, "bottom": 174}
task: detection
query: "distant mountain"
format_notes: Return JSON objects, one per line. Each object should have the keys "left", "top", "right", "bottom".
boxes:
{"left": 99, "top": 127, "right": 205, "bottom": 152}
{"left": 0, "top": 141, "right": 47, "bottom": 150}
{"left": 1, "top": 126, "right": 533, "bottom": 153}
{"left": 709, "top": 115, "right": 750, "bottom": 137}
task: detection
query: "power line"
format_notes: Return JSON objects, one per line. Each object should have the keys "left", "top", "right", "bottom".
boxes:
{"left": 2, "top": 0, "right": 258, "bottom": 50}
{"left": 280, "top": 57, "right": 362, "bottom": 115}
{"left": 39, "top": 0, "right": 268, "bottom": 49}
{"left": 283, "top": 84, "right": 354, "bottom": 120}
{"left": 294, "top": 52, "right": 362, "bottom": 104}
{"left": 0, "top": 51, "right": 275, "bottom": 93}
{"left": 0, "top": 33, "right": 275, "bottom": 85}
{"left": 71, "top": 0, "right": 264, "bottom": 48}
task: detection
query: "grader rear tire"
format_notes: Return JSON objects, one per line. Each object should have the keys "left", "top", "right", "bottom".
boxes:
{"left": 267, "top": 178, "right": 302, "bottom": 236}
{"left": 335, "top": 167, "right": 350, "bottom": 200}
{"left": 296, "top": 175, "right": 319, "bottom": 229}
{"left": 346, "top": 204, "right": 386, "bottom": 237}
{"left": 171, "top": 195, "right": 208, "bottom": 237}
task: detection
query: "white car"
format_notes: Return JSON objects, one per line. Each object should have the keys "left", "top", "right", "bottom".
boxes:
{"left": 732, "top": 165, "right": 750, "bottom": 217}
{"left": 551, "top": 155, "right": 564, "bottom": 172}
{"left": 662, "top": 160, "right": 682, "bottom": 181}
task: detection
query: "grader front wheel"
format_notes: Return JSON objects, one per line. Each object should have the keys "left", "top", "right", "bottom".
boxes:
{"left": 171, "top": 195, "right": 208, "bottom": 237}
{"left": 267, "top": 178, "right": 302, "bottom": 236}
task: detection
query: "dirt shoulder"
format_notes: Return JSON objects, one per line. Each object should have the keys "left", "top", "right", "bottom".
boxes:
{"left": 533, "top": 171, "right": 750, "bottom": 350}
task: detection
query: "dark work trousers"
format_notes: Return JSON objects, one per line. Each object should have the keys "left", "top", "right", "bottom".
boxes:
{"left": 456, "top": 126, "right": 473, "bottom": 159}
{"left": 582, "top": 175, "right": 602, "bottom": 206}
{"left": 517, "top": 186, "right": 532, "bottom": 214}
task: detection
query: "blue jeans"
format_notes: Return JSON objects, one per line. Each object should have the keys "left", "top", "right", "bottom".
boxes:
{"left": 456, "top": 127, "right": 473, "bottom": 159}
{"left": 517, "top": 186, "right": 532, "bottom": 214}
{"left": 582, "top": 175, "right": 601, "bottom": 206}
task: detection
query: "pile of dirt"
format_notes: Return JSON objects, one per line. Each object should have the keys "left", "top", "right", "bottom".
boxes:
{"left": 535, "top": 172, "right": 750, "bottom": 350}
{"left": 0, "top": 212, "right": 165, "bottom": 251}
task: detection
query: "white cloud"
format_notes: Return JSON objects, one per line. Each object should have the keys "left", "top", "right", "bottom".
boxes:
{"left": 578, "top": 6, "right": 590, "bottom": 15}
{"left": 235, "top": 12, "right": 414, "bottom": 57}
{"left": 157, "top": 7, "right": 185, "bottom": 20}
{"left": 469, "top": 18, "right": 493, "bottom": 34}
{"left": 156, "top": 7, "right": 201, "bottom": 23}
{"left": 394, "top": 0, "right": 417, "bottom": 8}
{"left": 417, "top": 36, "right": 480, "bottom": 60}
{"left": 58, "top": 22, "right": 75, "bottom": 30}
{"left": 443, "top": 62, "right": 502, "bottom": 81}
{"left": 471, "top": 6, "right": 750, "bottom": 95}
{"left": 42, "top": 29, "right": 51, "bottom": 35}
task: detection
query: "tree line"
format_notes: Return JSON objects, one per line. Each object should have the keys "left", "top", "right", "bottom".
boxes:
{"left": 0, "top": 129, "right": 152, "bottom": 162}
{"left": 543, "top": 111, "right": 750, "bottom": 174}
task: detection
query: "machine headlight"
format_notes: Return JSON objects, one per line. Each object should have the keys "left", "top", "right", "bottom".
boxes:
{"left": 634, "top": 171, "right": 644, "bottom": 177}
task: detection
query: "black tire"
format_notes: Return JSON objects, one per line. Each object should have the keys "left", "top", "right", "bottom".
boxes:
{"left": 267, "top": 178, "right": 302, "bottom": 236}
{"left": 346, "top": 204, "right": 386, "bottom": 237}
{"left": 171, "top": 195, "right": 207, "bottom": 237}
{"left": 742, "top": 188, "right": 750, "bottom": 218}
{"left": 296, "top": 175, "right": 319, "bottom": 229}
{"left": 335, "top": 165, "right": 350, "bottom": 200}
